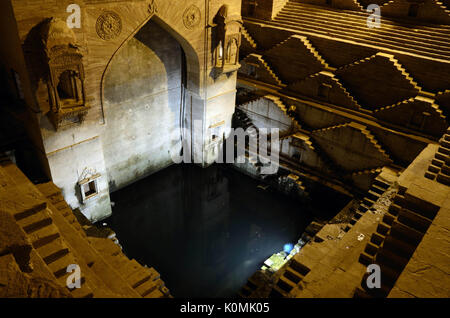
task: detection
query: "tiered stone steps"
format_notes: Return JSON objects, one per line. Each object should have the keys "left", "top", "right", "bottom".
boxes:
{"left": 272, "top": 258, "right": 310, "bottom": 297}
{"left": 241, "top": 54, "right": 285, "bottom": 86}
{"left": 36, "top": 182, "right": 170, "bottom": 298}
{"left": 425, "top": 127, "right": 450, "bottom": 185}
{"left": 268, "top": 1, "right": 450, "bottom": 60}
{"left": 355, "top": 189, "right": 440, "bottom": 297}
{"left": 0, "top": 173, "right": 95, "bottom": 298}
{"left": 0, "top": 159, "right": 170, "bottom": 298}
{"left": 378, "top": 53, "right": 424, "bottom": 93}
{"left": 264, "top": 95, "right": 302, "bottom": 130}
{"left": 313, "top": 122, "right": 393, "bottom": 164}
{"left": 345, "top": 172, "right": 392, "bottom": 233}
{"left": 266, "top": 35, "right": 333, "bottom": 70}
{"left": 434, "top": 0, "right": 450, "bottom": 15}
{"left": 286, "top": 70, "right": 362, "bottom": 112}
{"left": 241, "top": 26, "right": 257, "bottom": 49}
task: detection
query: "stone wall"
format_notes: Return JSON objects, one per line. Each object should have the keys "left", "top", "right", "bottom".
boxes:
{"left": 102, "top": 21, "right": 183, "bottom": 191}
{"left": 1, "top": 0, "right": 242, "bottom": 222}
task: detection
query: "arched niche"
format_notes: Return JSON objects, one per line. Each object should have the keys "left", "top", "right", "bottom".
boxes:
{"left": 39, "top": 18, "right": 90, "bottom": 130}
{"left": 100, "top": 12, "right": 202, "bottom": 112}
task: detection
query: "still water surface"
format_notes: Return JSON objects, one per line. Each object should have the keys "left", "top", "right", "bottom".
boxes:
{"left": 105, "top": 164, "right": 348, "bottom": 297}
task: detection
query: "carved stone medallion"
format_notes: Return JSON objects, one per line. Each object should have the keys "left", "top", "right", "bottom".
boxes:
{"left": 96, "top": 11, "right": 122, "bottom": 40}
{"left": 183, "top": 5, "right": 201, "bottom": 30}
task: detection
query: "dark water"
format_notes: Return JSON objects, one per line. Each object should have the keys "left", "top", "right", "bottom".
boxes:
{"left": 105, "top": 164, "right": 349, "bottom": 298}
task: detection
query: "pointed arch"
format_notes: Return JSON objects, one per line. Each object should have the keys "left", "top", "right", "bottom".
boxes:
{"left": 100, "top": 12, "right": 202, "bottom": 112}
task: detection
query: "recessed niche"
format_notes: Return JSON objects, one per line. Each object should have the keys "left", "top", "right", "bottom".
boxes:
{"left": 79, "top": 173, "right": 101, "bottom": 203}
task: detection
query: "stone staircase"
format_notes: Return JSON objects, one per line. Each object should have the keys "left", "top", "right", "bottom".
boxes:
{"left": 37, "top": 182, "right": 170, "bottom": 298}
{"left": 375, "top": 96, "right": 446, "bottom": 120}
{"left": 355, "top": 188, "right": 440, "bottom": 297}
{"left": 425, "top": 127, "right": 450, "bottom": 186}
{"left": 378, "top": 53, "right": 424, "bottom": 94}
{"left": 264, "top": 95, "right": 302, "bottom": 130}
{"left": 265, "top": 35, "right": 333, "bottom": 70}
{"left": 269, "top": 1, "right": 450, "bottom": 60}
{"left": 434, "top": 0, "right": 450, "bottom": 15}
{"left": 242, "top": 54, "right": 284, "bottom": 86}
{"left": 313, "top": 122, "right": 393, "bottom": 164}
{"left": 241, "top": 26, "right": 257, "bottom": 50}
{"left": 0, "top": 159, "right": 171, "bottom": 298}
{"left": 345, "top": 169, "right": 394, "bottom": 233}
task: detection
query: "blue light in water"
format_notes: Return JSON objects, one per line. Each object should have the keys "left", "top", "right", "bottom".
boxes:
{"left": 283, "top": 243, "right": 294, "bottom": 254}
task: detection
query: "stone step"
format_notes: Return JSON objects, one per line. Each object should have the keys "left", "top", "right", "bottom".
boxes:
{"left": 438, "top": 146, "right": 450, "bottom": 156}
{"left": 283, "top": 2, "right": 450, "bottom": 36}
{"left": 371, "top": 184, "right": 386, "bottom": 195}
{"left": 70, "top": 286, "right": 94, "bottom": 298}
{"left": 376, "top": 222, "right": 391, "bottom": 236}
{"left": 428, "top": 164, "right": 441, "bottom": 174}
{"left": 13, "top": 202, "right": 48, "bottom": 221}
{"left": 397, "top": 208, "right": 433, "bottom": 233}
{"left": 366, "top": 190, "right": 380, "bottom": 202}
{"left": 144, "top": 288, "right": 165, "bottom": 298}
{"left": 437, "top": 172, "right": 450, "bottom": 185}
{"left": 46, "top": 254, "right": 75, "bottom": 278}
{"left": 277, "top": 9, "right": 450, "bottom": 48}
{"left": 283, "top": 269, "right": 303, "bottom": 284}
{"left": 382, "top": 213, "right": 396, "bottom": 226}
{"left": 276, "top": 276, "right": 295, "bottom": 293}
{"left": 127, "top": 267, "right": 153, "bottom": 289}
{"left": 441, "top": 139, "right": 450, "bottom": 149}
{"left": 289, "top": 259, "right": 310, "bottom": 277}
{"left": 278, "top": 4, "right": 450, "bottom": 41}
{"left": 362, "top": 197, "right": 376, "bottom": 207}
{"left": 359, "top": 251, "right": 374, "bottom": 266}
{"left": 135, "top": 278, "right": 159, "bottom": 297}
{"left": 32, "top": 229, "right": 61, "bottom": 249}
{"left": 373, "top": 178, "right": 391, "bottom": 190}
{"left": 432, "top": 158, "right": 445, "bottom": 167}
{"left": 38, "top": 243, "right": 70, "bottom": 266}
{"left": 375, "top": 247, "right": 410, "bottom": 269}
{"left": 364, "top": 242, "right": 379, "bottom": 257}
{"left": 270, "top": 18, "right": 448, "bottom": 60}
{"left": 425, "top": 171, "right": 437, "bottom": 180}
{"left": 20, "top": 216, "right": 53, "bottom": 235}
{"left": 388, "top": 203, "right": 401, "bottom": 216}
{"left": 390, "top": 220, "right": 424, "bottom": 245}
{"left": 370, "top": 232, "right": 385, "bottom": 246}
{"left": 435, "top": 151, "right": 448, "bottom": 161}
{"left": 382, "top": 236, "right": 417, "bottom": 259}
{"left": 441, "top": 164, "right": 450, "bottom": 175}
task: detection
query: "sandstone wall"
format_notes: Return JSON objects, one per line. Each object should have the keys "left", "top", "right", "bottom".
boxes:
{"left": 102, "top": 21, "right": 182, "bottom": 191}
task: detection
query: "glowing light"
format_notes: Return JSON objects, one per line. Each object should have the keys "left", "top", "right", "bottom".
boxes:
{"left": 283, "top": 243, "right": 294, "bottom": 254}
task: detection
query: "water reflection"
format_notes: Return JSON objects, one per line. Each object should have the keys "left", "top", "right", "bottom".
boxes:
{"left": 106, "top": 164, "right": 335, "bottom": 297}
